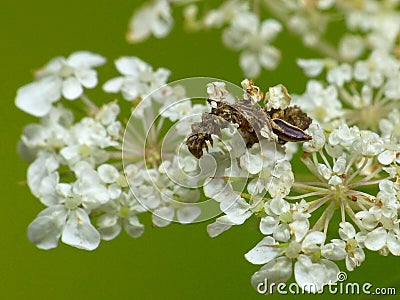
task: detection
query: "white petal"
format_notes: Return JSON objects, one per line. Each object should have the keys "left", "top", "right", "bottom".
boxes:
{"left": 57, "top": 183, "right": 73, "bottom": 198}
{"left": 364, "top": 227, "right": 387, "bottom": 251}
{"left": 36, "top": 57, "right": 64, "bottom": 78}
{"left": 260, "top": 216, "right": 279, "bottom": 235}
{"left": 346, "top": 247, "right": 365, "bottom": 271}
{"left": 125, "top": 215, "right": 145, "bottom": 238}
{"left": 321, "top": 240, "right": 347, "bottom": 260}
{"left": 387, "top": 230, "right": 400, "bottom": 255}
{"left": 121, "top": 80, "right": 141, "bottom": 100}
{"left": 303, "top": 231, "right": 326, "bottom": 245}
{"left": 151, "top": 16, "right": 172, "bottom": 38}
{"left": 61, "top": 208, "right": 100, "bottom": 250}
{"left": 294, "top": 255, "right": 326, "bottom": 293}
{"left": 27, "top": 155, "right": 59, "bottom": 197}
{"left": 38, "top": 173, "right": 60, "bottom": 206}
{"left": 297, "top": 59, "right": 324, "bottom": 77}
{"left": 260, "top": 19, "right": 282, "bottom": 41}
{"left": 97, "top": 102, "right": 120, "bottom": 125}
{"left": 303, "top": 123, "right": 325, "bottom": 152}
{"left": 127, "top": 10, "right": 152, "bottom": 43}
{"left": 339, "top": 222, "right": 356, "bottom": 240}
{"left": 15, "top": 79, "right": 61, "bottom": 117}
{"left": 177, "top": 205, "right": 201, "bottom": 224}
{"left": 206, "top": 217, "right": 233, "bottom": 237}
{"left": 333, "top": 156, "right": 346, "bottom": 173}
{"left": 345, "top": 255, "right": 356, "bottom": 272}
{"left": 28, "top": 216, "right": 62, "bottom": 249}
{"left": 240, "top": 51, "right": 260, "bottom": 78}
{"left": 59, "top": 145, "right": 79, "bottom": 164}
{"left": 103, "top": 77, "right": 124, "bottom": 93}
{"left": 290, "top": 219, "right": 309, "bottom": 242}
{"left": 74, "top": 176, "right": 110, "bottom": 209}
{"left": 259, "top": 46, "right": 280, "bottom": 70}
{"left": 317, "top": 164, "right": 331, "bottom": 179}
{"left": 273, "top": 224, "right": 291, "bottom": 242}
{"left": 244, "top": 237, "right": 282, "bottom": 265}
{"left": 318, "top": 0, "right": 335, "bottom": 9}
{"left": 62, "top": 77, "right": 83, "bottom": 99}
{"left": 28, "top": 158, "right": 49, "bottom": 197}
{"left": 378, "top": 150, "right": 394, "bottom": 165}
{"left": 67, "top": 51, "right": 106, "bottom": 68}
{"left": 115, "top": 56, "right": 149, "bottom": 77}
{"left": 108, "top": 184, "right": 121, "bottom": 199}
{"left": 152, "top": 206, "right": 174, "bottom": 227}
{"left": 302, "top": 231, "right": 325, "bottom": 253}
{"left": 97, "top": 214, "right": 121, "bottom": 241}
{"left": 240, "top": 153, "right": 263, "bottom": 174}
{"left": 269, "top": 197, "right": 290, "bottom": 215}
{"left": 75, "top": 69, "right": 98, "bottom": 88}
{"left": 204, "top": 180, "right": 240, "bottom": 204}
{"left": 153, "top": 67, "right": 170, "bottom": 83}
{"left": 247, "top": 178, "right": 264, "bottom": 195}
{"left": 251, "top": 257, "right": 292, "bottom": 293}
{"left": 27, "top": 205, "right": 67, "bottom": 250}
{"left": 320, "top": 259, "right": 340, "bottom": 284}
{"left": 328, "top": 175, "right": 342, "bottom": 185}
{"left": 222, "top": 198, "right": 251, "bottom": 224}
{"left": 98, "top": 164, "right": 119, "bottom": 183}
{"left": 339, "top": 34, "right": 364, "bottom": 61}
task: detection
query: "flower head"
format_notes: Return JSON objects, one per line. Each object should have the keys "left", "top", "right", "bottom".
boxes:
{"left": 103, "top": 56, "right": 170, "bottom": 102}
{"left": 16, "top": 51, "right": 105, "bottom": 116}
{"left": 223, "top": 14, "right": 282, "bottom": 77}
{"left": 127, "top": 0, "right": 173, "bottom": 43}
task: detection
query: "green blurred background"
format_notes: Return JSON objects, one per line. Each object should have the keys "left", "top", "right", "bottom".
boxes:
{"left": 1, "top": 0, "right": 399, "bottom": 299}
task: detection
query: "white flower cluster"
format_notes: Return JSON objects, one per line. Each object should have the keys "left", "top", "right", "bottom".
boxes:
{"left": 22, "top": 102, "right": 126, "bottom": 250}
{"left": 191, "top": 76, "right": 398, "bottom": 292}
{"left": 128, "top": 0, "right": 282, "bottom": 77}
{"left": 194, "top": 0, "right": 283, "bottom": 77}
{"left": 264, "top": 0, "right": 400, "bottom": 62}
{"left": 128, "top": 0, "right": 400, "bottom": 79}
{"left": 17, "top": 52, "right": 209, "bottom": 250}
{"left": 127, "top": 0, "right": 173, "bottom": 43}
{"left": 16, "top": 51, "right": 106, "bottom": 117}
{"left": 294, "top": 50, "right": 400, "bottom": 135}
{"left": 103, "top": 56, "right": 170, "bottom": 101}
{"left": 243, "top": 120, "right": 399, "bottom": 291}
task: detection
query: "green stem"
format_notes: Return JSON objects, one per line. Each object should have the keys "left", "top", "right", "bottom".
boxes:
{"left": 293, "top": 182, "right": 327, "bottom": 192}
{"left": 345, "top": 156, "right": 368, "bottom": 184}
{"left": 307, "top": 194, "right": 333, "bottom": 214}
{"left": 344, "top": 202, "right": 365, "bottom": 231}
{"left": 285, "top": 190, "right": 328, "bottom": 200}
{"left": 349, "top": 179, "right": 383, "bottom": 188}
{"left": 80, "top": 93, "right": 98, "bottom": 114}
{"left": 323, "top": 201, "right": 336, "bottom": 235}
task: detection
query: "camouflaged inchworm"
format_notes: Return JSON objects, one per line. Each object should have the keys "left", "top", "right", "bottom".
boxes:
{"left": 186, "top": 98, "right": 312, "bottom": 159}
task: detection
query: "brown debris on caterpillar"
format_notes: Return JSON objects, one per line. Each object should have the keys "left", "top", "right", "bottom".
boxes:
{"left": 209, "top": 98, "right": 276, "bottom": 147}
{"left": 267, "top": 106, "right": 312, "bottom": 131}
{"left": 267, "top": 106, "right": 313, "bottom": 143}
{"left": 186, "top": 83, "right": 313, "bottom": 159}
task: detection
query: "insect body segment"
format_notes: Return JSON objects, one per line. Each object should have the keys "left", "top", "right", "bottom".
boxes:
{"left": 186, "top": 112, "right": 229, "bottom": 159}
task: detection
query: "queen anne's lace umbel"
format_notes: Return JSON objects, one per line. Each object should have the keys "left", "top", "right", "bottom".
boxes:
{"left": 16, "top": 0, "right": 400, "bottom": 294}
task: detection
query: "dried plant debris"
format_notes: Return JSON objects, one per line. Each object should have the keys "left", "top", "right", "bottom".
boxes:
{"left": 186, "top": 91, "right": 312, "bottom": 159}
{"left": 267, "top": 106, "right": 312, "bottom": 143}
